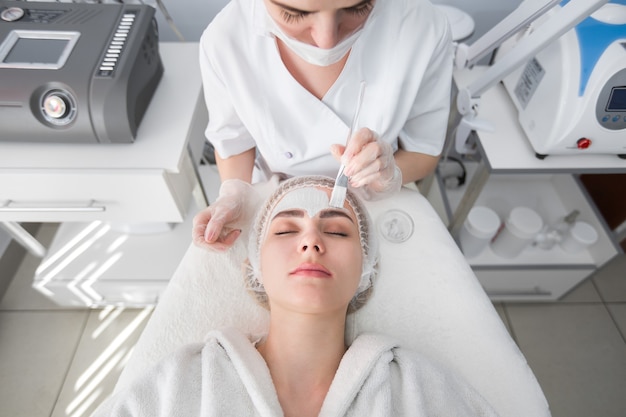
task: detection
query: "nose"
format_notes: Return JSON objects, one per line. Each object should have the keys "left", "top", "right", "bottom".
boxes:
{"left": 299, "top": 229, "right": 325, "bottom": 254}
{"left": 301, "top": 244, "right": 321, "bottom": 252}
{"left": 310, "top": 13, "right": 339, "bottom": 49}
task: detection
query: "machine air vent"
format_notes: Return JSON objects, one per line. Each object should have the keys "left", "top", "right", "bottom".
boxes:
{"left": 55, "top": 9, "right": 101, "bottom": 25}
{"left": 96, "top": 11, "right": 138, "bottom": 77}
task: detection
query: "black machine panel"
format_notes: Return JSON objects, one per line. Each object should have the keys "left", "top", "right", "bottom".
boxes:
{"left": 0, "top": 1, "right": 163, "bottom": 143}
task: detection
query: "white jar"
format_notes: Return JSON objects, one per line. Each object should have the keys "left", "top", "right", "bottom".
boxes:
{"left": 559, "top": 221, "right": 598, "bottom": 253}
{"left": 459, "top": 206, "right": 500, "bottom": 257}
{"left": 491, "top": 207, "right": 543, "bottom": 258}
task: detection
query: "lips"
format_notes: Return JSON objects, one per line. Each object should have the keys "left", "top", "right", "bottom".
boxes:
{"left": 289, "top": 263, "right": 332, "bottom": 278}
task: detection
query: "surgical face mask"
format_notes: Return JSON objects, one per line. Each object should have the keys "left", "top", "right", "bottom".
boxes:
{"left": 266, "top": 12, "right": 363, "bottom": 67}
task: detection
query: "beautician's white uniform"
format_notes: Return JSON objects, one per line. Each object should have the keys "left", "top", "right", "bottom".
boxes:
{"left": 199, "top": 0, "right": 454, "bottom": 180}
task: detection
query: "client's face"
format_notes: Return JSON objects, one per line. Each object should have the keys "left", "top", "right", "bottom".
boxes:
{"left": 260, "top": 186, "right": 363, "bottom": 315}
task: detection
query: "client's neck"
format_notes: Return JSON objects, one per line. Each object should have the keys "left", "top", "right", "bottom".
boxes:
{"left": 257, "top": 308, "right": 347, "bottom": 411}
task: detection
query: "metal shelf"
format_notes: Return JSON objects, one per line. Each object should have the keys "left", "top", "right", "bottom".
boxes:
{"left": 428, "top": 67, "right": 626, "bottom": 301}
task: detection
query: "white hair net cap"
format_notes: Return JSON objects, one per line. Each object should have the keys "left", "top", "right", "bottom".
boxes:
{"left": 246, "top": 175, "right": 379, "bottom": 300}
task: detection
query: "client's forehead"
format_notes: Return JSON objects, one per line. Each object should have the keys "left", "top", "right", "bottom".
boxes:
{"left": 270, "top": 187, "right": 357, "bottom": 223}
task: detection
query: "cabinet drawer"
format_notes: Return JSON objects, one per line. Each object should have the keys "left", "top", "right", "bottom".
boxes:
{"left": 475, "top": 268, "right": 594, "bottom": 301}
{"left": 0, "top": 155, "right": 196, "bottom": 223}
{"left": 89, "top": 280, "right": 167, "bottom": 307}
{"left": 34, "top": 278, "right": 167, "bottom": 308}
{"left": 32, "top": 206, "right": 195, "bottom": 307}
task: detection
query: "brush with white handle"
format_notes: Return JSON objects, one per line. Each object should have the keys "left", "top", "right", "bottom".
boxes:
{"left": 329, "top": 82, "right": 366, "bottom": 208}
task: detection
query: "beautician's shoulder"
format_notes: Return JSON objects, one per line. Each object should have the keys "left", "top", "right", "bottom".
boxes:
{"left": 200, "top": 0, "right": 254, "bottom": 51}
{"left": 386, "top": 0, "right": 449, "bottom": 35}
{"left": 373, "top": 0, "right": 449, "bottom": 48}
{"left": 404, "top": 0, "right": 448, "bottom": 23}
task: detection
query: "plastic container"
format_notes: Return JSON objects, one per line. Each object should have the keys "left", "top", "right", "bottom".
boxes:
{"left": 559, "top": 221, "right": 598, "bottom": 253}
{"left": 377, "top": 209, "right": 414, "bottom": 243}
{"left": 534, "top": 210, "right": 579, "bottom": 250}
{"left": 490, "top": 207, "right": 543, "bottom": 258}
{"left": 459, "top": 206, "right": 500, "bottom": 257}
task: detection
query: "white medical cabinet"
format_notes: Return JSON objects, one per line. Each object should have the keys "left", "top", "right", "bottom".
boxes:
{"left": 429, "top": 66, "right": 626, "bottom": 301}
{"left": 0, "top": 43, "right": 210, "bottom": 307}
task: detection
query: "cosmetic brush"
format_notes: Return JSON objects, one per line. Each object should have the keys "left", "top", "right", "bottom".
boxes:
{"left": 329, "top": 82, "right": 366, "bottom": 208}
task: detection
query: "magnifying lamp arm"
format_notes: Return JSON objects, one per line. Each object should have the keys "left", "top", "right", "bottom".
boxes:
{"left": 457, "top": 0, "right": 562, "bottom": 70}
{"left": 455, "top": 91, "right": 495, "bottom": 154}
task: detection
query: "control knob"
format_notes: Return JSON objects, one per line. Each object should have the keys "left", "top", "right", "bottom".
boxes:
{"left": 40, "top": 90, "right": 76, "bottom": 126}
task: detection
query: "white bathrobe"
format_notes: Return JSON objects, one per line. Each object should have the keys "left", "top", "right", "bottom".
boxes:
{"left": 94, "top": 328, "right": 499, "bottom": 416}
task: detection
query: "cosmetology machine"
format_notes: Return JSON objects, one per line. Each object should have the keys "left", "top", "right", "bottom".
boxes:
{"left": 454, "top": 0, "right": 626, "bottom": 158}
{"left": 0, "top": 0, "right": 163, "bottom": 143}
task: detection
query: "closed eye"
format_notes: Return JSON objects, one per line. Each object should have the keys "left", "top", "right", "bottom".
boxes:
{"left": 325, "top": 231, "right": 349, "bottom": 237}
{"left": 345, "top": 0, "right": 374, "bottom": 16}
{"left": 279, "top": 9, "right": 309, "bottom": 24}
{"left": 274, "top": 230, "right": 348, "bottom": 237}
{"left": 275, "top": 0, "right": 373, "bottom": 24}
{"left": 274, "top": 230, "right": 297, "bottom": 235}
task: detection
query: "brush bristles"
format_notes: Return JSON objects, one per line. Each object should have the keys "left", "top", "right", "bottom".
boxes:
{"left": 329, "top": 164, "right": 349, "bottom": 208}
{"left": 329, "top": 182, "right": 348, "bottom": 208}
{"left": 335, "top": 171, "right": 348, "bottom": 188}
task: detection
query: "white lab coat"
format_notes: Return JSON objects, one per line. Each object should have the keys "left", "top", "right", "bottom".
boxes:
{"left": 199, "top": 0, "right": 454, "bottom": 179}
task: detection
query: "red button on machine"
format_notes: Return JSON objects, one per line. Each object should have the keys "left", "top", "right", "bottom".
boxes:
{"left": 577, "top": 138, "right": 592, "bottom": 149}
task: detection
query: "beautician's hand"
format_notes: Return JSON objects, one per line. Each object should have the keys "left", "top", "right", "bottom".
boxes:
{"left": 331, "top": 128, "right": 402, "bottom": 200}
{"left": 192, "top": 179, "right": 256, "bottom": 251}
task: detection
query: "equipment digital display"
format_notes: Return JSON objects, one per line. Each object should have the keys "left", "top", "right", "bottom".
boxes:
{"left": 607, "top": 87, "right": 626, "bottom": 112}
{"left": 4, "top": 38, "right": 68, "bottom": 64}
{"left": 0, "top": 30, "right": 79, "bottom": 69}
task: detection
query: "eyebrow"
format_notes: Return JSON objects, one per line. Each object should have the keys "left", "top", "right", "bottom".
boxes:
{"left": 320, "top": 209, "right": 354, "bottom": 223}
{"left": 272, "top": 209, "right": 355, "bottom": 223}
{"left": 269, "top": 0, "right": 371, "bottom": 14}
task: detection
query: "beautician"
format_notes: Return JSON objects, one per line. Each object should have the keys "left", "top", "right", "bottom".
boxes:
{"left": 193, "top": 0, "right": 454, "bottom": 250}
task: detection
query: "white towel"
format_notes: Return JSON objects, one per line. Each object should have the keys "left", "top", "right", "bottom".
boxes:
{"left": 94, "top": 328, "right": 500, "bottom": 416}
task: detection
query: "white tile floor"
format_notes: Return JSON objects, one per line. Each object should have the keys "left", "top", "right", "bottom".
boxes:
{"left": 0, "top": 224, "right": 153, "bottom": 417}
{"left": 1, "top": 223, "right": 625, "bottom": 417}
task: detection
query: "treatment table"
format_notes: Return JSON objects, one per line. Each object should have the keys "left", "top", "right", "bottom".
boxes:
{"left": 110, "top": 182, "right": 551, "bottom": 417}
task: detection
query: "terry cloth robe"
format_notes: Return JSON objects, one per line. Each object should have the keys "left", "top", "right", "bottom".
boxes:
{"left": 93, "top": 328, "right": 500, "bottom": 416}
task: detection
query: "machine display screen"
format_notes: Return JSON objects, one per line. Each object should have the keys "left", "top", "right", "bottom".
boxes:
{"left": 607, "top": 87, "right": 626, "bottom": 112}
{"left": 4, "top": 38, "right": 69, "bottom": 65}
{"left": 0, "top": 30, "right": 80, "bottom": 70}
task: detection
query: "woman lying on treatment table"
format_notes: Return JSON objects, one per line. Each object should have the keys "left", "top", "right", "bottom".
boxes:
{"left": 93, "top": 176, "right": 499, "bottom": 417}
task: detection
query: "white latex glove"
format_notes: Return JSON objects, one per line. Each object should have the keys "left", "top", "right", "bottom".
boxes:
{"left": 192, "top": 179, "right": 259, "bottom": 251}
{"left": 330, "top": 128, "right": 402, "bottom": 200}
